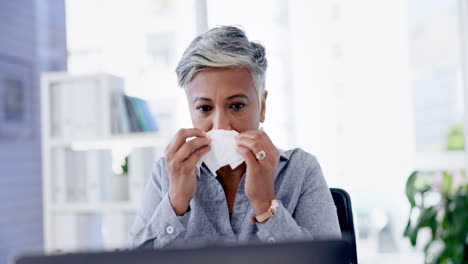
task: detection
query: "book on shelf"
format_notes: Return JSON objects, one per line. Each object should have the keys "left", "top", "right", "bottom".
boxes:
{"left": 124, "top": 95, "right": 159, "bottom": 133}
{"left": 113, "top": 93, "right": 131, "bottom": 134}
{"left": 48, "top": 73, "right": 159, "bottom": 139}
{"left": 123, "top": 95, "right": 142, "bottom": 132}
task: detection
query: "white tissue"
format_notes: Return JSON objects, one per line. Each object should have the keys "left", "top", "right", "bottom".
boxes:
{"left": 196, "top": 129, "right": 244, "bottom": 176}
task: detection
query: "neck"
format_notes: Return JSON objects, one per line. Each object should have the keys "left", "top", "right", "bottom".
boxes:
{"left": 216, "top": 162, "right": 246, "bottom": 180}
{"left": 216, "top": 163, "right": 246, "bottom": 213}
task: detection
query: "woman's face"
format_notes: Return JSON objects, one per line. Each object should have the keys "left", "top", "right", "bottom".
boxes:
{"left": 186, "top": 67, "right": 266, "bottom": 133}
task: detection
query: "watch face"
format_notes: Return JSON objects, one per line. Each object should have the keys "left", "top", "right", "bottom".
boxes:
{"left": 271, "top": 200, "right": 280, "bottom": 210}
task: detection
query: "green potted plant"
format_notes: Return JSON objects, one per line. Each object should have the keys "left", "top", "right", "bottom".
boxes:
{"left": 121, "top": 156, "right": 129, "bottom": 175}
{"left": 404, "top": 170, "right": 467, "bottom": 263}
{"left": 112, "top": 156, "right": 129, "bottom": 201}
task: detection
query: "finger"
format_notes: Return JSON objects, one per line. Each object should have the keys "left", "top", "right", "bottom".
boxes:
{"left": 236, "top": 137, "right": 265, "bottom": 158}
{"left": 183, "top": 145, "right": 211, "bottom": 169}
{"left": 236, "top": 131, "right": 270, "bottom": 148}
{"left": 235, "top": 130, "right": 262, "bottom": 139}
{"left": 258, "top": 130, "right": 276, "bottom": 150}
{"left": 238, "top": 130, "right": 279, "bottom": 155}
{"left": 237, "top": 145, "right": 259, "bottom": 166}
{"left": 236, "top": 131, "right": 275, "bottom": 156}
{"left": 167, "top": 128, "right": 207, "bottom": 155}
{"left": 175, "top": 136, "right": 211, "bottom": 161}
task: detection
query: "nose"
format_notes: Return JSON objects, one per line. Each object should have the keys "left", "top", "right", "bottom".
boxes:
{"left": 212, "top": 109, "right": 231, "bottom": 130}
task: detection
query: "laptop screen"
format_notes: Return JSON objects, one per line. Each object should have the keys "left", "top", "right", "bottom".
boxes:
{"left": 15, "top": 239, "right": 351, "bottom": 264}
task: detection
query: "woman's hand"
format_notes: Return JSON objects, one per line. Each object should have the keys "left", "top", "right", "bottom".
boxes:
{"left": 165, "top": 128, "right": 211, "bottom": 216}
{"left": 235, "top": 130, "right": 279, "bottom": 215}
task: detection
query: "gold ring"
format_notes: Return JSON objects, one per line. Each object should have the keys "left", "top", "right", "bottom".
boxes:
{"left": 256, "top": 150, "right": 266, "bottom": 161}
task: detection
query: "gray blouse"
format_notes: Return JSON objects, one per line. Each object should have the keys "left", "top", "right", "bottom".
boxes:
{"left": 128, "top": 148, "right": 341, "bottom": 248}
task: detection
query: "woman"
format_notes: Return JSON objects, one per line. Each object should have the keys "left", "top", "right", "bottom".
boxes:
{"left": 128, "top": 26, "right": 341, "bottom": 248}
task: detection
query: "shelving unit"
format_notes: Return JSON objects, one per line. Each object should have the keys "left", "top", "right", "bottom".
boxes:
{"left": 51, "top": 132, "right": 171, "bottom": 150}
{"left": 51, "top": 202, "right": 138, "bottom": 213}
{"left": 41, "top": 72, "right": 171, "bottom": 252}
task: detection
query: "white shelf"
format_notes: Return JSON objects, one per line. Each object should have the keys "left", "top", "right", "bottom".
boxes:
{"left": 49, "top": 132, "right": 171, "bottom": 150}
{"left": 51, "top": 202, "right": 139, "bottom": 213}
{"left": 41, "top": 72, "right": 169, "bottom": 252}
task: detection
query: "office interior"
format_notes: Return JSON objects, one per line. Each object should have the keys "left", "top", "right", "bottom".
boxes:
{"left": 0, "top": 0, "right": 467, "bottom": 263}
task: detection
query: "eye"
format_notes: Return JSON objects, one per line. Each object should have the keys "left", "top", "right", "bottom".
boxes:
{"left": 230, "top": 103, "right": 246, "bottom": 111}
{"left": 196, "top": 105, "right": 212, "bottom": 112}
{"left": 229, "top": 103, "right": 245, "bottom": 110}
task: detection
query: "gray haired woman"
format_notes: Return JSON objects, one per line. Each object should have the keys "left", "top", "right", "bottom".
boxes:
{"left": 128, "top": 26, "right": 341, "bottom": 248}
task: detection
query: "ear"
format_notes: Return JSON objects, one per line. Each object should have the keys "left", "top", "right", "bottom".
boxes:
{"left": 260, "top": 90, "right": 267, "bottom": 123}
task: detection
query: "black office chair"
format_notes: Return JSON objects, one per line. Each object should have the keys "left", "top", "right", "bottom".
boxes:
{"left": 330, "top": 188, "right": 358, "bottom": 264}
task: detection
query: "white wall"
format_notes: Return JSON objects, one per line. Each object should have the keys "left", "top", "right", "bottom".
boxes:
{"left": 289, "top": 0, "right": 419, "bottom": 262}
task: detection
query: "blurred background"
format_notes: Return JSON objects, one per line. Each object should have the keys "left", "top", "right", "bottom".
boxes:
{"left": 0, "top": 0, "right": 467, "bottom": 263}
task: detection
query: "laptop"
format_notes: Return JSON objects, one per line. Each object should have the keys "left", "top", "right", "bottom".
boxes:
{"left": 15, "top": 239, "right": 351, "bottom": 264}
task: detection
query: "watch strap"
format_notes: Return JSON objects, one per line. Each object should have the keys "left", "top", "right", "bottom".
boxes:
{"left": 250, "top": 200, "right": 279, "bottom": 224}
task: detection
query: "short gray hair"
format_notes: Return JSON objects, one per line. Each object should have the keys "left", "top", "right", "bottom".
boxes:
{"left": 175, "top": 26, "right": 268, "bottom": 101}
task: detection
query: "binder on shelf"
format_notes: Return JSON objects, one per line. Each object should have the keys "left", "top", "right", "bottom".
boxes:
{"left": 52, "top": 148, "right": 67, "bottom": 203}
{"left": 49, "top": 74, "right": 159, "bottom": 137}
{"left": 65, "top": 149, "right": 88, "bottom": 203}
{"left": 99, "top": 150, "right": 114, "bottom": 202}
{"left": 128, "top": 147, "right": 163, "bottom": 205}
{"left": 102, "top": 213, "right": 134, "bottom": 250}
{"left": 50, "top": 82, "right": 74, "bottom": 138}
{"left": 48, "top": 74, "right": 125, "bottom": 139}
{"left": 53, "top": 213, "right": 104, "bottom": 251}
{"left": 85, "top": 151, "right": 99, "bottom": 203}
{"left": 110, "top": 92, "right": 121, "bottom": 134}
{"left": 86, "top": 150, "right": 114, "bottom": 203}
{"left": 55, "top": 149, "right": 113, "bottom": 204}
{"left": 73, "top": 79, "right": 102, "bottom": 138}
{"left": 76, "top": 213, "right": 104, "bottom": 250}
{"left": 53, "top": 213, "right": 78, "bottom": 251}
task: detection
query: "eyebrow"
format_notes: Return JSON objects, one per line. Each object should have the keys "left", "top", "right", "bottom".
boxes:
{"left": 227, "top": 94, "right": 249, "bottom": 100}
{"left": 193, "top": 97, "right": 211, "bottom": 103}
{"left": 193, "top": 94, "right": 249, "bottom": 103}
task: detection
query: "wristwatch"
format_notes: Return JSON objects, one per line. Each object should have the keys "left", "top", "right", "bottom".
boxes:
{"left": 251, "top": 199, "right": 280, "bottom": 224}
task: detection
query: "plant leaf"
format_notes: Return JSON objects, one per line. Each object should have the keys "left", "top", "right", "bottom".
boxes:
{"left": 403, "top": 211, "right": 412, "bottom": 237}
{"left": 406, "top": 171, "right": 418, "bottom": 207}
{"left": 409, "top": 206, "right": 437, "bottom": 247}
{"left": 418, "top": 206, "right": 437, "bottom": 228}
{"left": 442, "top": 171, "right": 452, "bottom": 198}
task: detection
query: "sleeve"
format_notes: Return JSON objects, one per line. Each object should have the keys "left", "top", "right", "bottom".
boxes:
{"left": 256, "top": 155, "right": 342, "bottom": 242}
{"left": 127, "top": 158, "right": 191, "bottom": 248}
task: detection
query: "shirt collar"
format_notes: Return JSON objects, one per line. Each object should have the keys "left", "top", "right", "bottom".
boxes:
{"left": 278, "top": 148, "right": 291, "bottom": 161}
